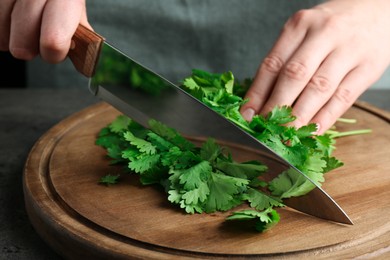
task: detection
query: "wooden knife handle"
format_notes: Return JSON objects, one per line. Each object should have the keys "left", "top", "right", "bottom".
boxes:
{"left": 68, "top": 24, "right": 104, "bottom": 78}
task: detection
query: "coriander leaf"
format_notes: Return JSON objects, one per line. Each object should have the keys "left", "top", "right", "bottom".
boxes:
{"left": 203, "top": 173, "right": 248, "bottom": 212}
{"left": 179, "top": 199, "right": 204, "bottom": 214}
{"left": 123, "top": 131, "right": 156, "bottom": 155}
{"left": 146, "top": 132, "right": 174, "bottom": 151}
{"left": 168, "top": 168, "right": 184, "bottom": 190}
{"left": 226, "top": 207, "right": 280, "bottom": 232}
{"left": 139, "top": 168, "right": 168, "bottom": 185}
{"left": 182, "top": 77, "right": 203, "bottom": 99}
{"left": 249, "top": 115, "right": 267, "bottom": 134}
{"left": 200, "top": 138, "right": 221, "bottom": 162}
{"left": 148, "top": 119, "right": 195, "bottom": 151}
{"left": 99, "top": 174, "right": 120, "bottom": 185}
{"left": 215, "top": 160, "right": 267, "bottom": 180}
{"left": 323, "top": 156, "right": 344, "bottom": 173}
{"left": 174, "top": 150, "right": 201, "bottom": 169}
{"left": 249, "top": 178, "right": 268, "bottom": 188}
{"left": 254, "top": 208, "right": 280, "bottom": 232}
{"left": 161, "top": 148, "right": 200, "bottom": 171}
{"left": 109, "top": 115, "right": 132, "bottom": 133}
{"left": 182, "top": 76, "right": 200, "bottom": 91}
{"left": 226, "top": 211, "right": 258, "bottom": 220}
{"left": 269, "top": 168, "right": 318, "bottom": 199}
{"left": 167, "top": 189, "right": 181, "bottom": 204}
{"left": 221, "top": 71, "right": 234, "bottom": 94}
{"left": 267, "top": 105, "right": 296, "bottom": 125}
{"left": 160, "top": 146, "right": 183, "bottom": 167}
{"left": 95, "top": 127, "right": 123, "bottom": 149}
{"left": 300, "top": 136, "right": 317, "bottom": 150}
{"left": 121, "top": 147, "right": 141, "bottom": 161}
{"left": 107, "top": 146, "right": 127, "bottom": 163}
{"left": 181, "top": 182, "right": 210, "bottom": 205}
{"left": 242, "top": 187, "right": 284, "bottom": 210}
{"left": 315, "top": 134, "right": 336, "bottom": 156}
{"left": 179, "top": 161, "right": 212, "bottom": 190}
{"left": 296, "top": 123, "right": 318, "bottom": 138}
{"left": 301, "top": 152, "right": 327, "bottom": 176}
{"left": 128, "top": 154, "right": 160, "bottom": 173}
{"left": 284, "top": 144, "right": 309, "bottom": 169}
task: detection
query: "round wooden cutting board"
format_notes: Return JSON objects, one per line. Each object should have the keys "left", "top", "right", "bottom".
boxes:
{"left": 23, "top": 101, "right": 390, "bottom": 259}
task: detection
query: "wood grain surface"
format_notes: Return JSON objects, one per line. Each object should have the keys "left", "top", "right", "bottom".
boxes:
{"left": 23, "top": 101, "right": 390, "bottom": 259}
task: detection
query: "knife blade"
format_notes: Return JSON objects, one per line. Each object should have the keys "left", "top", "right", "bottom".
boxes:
{"left": 68, "top": 24, "right": 352, "bottom": 225}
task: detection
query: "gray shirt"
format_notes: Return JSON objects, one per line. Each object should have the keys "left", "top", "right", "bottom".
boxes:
{"left": 27, "top": 0, "right": 390, "bottom": 89}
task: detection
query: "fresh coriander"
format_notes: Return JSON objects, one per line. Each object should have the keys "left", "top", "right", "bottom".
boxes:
{"left": 95, "top": 69, "right": 370, "bottom": 232}
{"left": 99, "top": 174, "right": 120, "bottom": 186}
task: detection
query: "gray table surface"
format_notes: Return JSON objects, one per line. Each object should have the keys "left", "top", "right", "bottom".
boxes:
{"left": 0, "top": 88, "right": 389, "bottom": 259}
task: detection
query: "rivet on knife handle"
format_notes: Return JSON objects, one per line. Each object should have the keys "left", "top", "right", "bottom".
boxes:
{"left": 68, "top": 24, "right": 105, "bottom": 78}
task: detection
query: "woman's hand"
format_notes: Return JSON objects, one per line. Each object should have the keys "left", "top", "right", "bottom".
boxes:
{"left": 241, "top": 0, "right": 390, "bottom": 134}
{"left": 0, "top": 0, "right": 90, "bottom": 63}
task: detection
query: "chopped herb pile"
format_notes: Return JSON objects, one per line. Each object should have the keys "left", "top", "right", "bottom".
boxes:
{"left": 97, "top": 115, "right": 282, "bottom": 232}
{"left": 96, "top": 69, "right": 368, "bottom": 232}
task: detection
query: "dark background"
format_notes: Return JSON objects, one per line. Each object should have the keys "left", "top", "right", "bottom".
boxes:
{"left": 0, "top": 51, "right": 26, "bottom": 88}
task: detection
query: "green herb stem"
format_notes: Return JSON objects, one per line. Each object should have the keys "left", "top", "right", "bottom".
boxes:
{"left": 336, "top": 118, "right": 357, "bottom": 124}
{"left": 227, "top": 118, "right": 256, "bottom": 134}
{"left": 328, "top": 129, "right": 372, "bottom": 138}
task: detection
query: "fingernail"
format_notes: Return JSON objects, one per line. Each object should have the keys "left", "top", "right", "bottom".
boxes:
{"left": 242, "top": 108, "right": 255, "bottom": 121}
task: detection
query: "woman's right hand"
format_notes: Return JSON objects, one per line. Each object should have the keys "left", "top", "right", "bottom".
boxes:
{"left": 0, "top": 0, "right": 91, "bottom": 63}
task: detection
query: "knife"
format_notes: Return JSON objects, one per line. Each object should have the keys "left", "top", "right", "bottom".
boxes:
{"left": 68, "top": 24, "right": 352, "bottom": 225}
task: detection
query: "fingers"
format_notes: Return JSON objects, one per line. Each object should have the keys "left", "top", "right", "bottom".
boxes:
{"left": 311, "top": 65, "right": 375, "bottom": 134}
{"left": 290, "top": 48, "right": 359, "bottom": 128}
{"left": 9, "top": 0, "right": 47, "bottom": 60}
{"left": 240, "top": 10, "right": 310, "bottom": 120}
{"left": 40, "top": 0, "right": 88, "bottom": 63}
{"left": 258, "top": 33, "right": 334, "bottom": 116}
{"left": 6, "top": 0, "right": 88, "bottom": 63}
{"left": 258, "top": 13, "right": 343, "bottom": 117}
